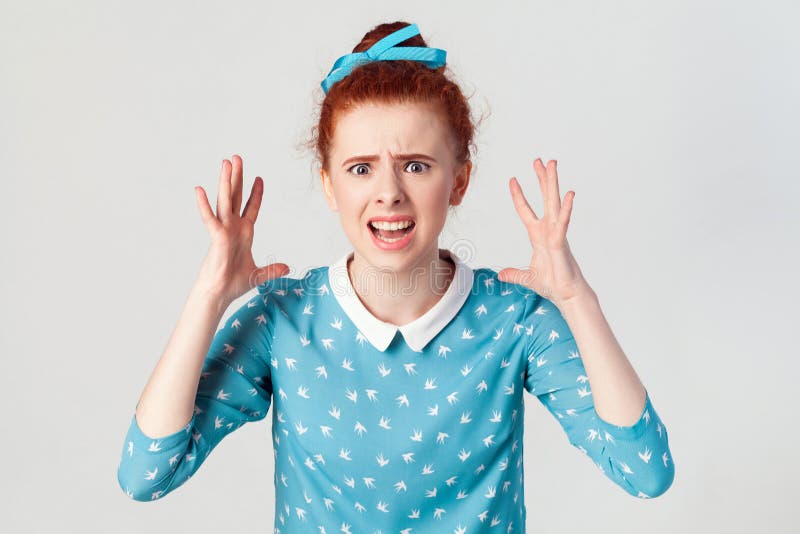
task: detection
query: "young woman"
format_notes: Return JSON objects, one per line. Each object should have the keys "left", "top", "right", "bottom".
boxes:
{"left": 117, "top": 21, "right": 674, "bottom": 532}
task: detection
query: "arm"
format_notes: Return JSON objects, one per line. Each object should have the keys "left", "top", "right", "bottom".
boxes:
{"left": 134, "top": 285, "right": 231, "bottom": 440}
{"left": 117, "top": 289, "right": 274, "bottom": 501}
{"left": 522, "top": 291, "right": 675, "bottom": 498}
{"left": 498, "top": 157, "right": 674, "bottom": 497}
{"left": 558, "top": 285, "right": 648, "bottom": 427}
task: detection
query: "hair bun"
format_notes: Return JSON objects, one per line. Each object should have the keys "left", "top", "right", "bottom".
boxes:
{"left": 353, "top": 21, "right": 427, "bottom": 53}
{"left": 308, "top": 21, "right": 479, "bottom": 174}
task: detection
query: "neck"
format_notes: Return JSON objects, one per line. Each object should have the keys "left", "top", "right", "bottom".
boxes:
{"left": 347, "top": 247, "right": 456, "bottom": 326}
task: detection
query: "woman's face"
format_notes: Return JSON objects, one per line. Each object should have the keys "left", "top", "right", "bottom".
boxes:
{"left": 320, "top": 101, "right": 471, "bottom": 273}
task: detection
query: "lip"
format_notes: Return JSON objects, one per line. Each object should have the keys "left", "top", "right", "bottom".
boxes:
{"left": 368, "top": 219, "right": 416, "bottom": 251}
{"left": 367, "top": 215, "right": 416, "bottom": 224}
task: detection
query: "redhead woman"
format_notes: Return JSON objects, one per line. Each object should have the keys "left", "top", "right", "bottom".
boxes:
{"left": 117, "top": 21, "right": 674, "bottom": 533}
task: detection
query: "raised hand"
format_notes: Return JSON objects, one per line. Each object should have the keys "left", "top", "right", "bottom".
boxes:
{"left": 497, "top": 158, "right": 591, "bottom": 310}
{"left": 193, "top": 154, "right": 289, "bottom": 304}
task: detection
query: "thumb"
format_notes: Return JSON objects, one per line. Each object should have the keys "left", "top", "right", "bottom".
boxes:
{"left": 497, "top": 268, "right": 534, "bottom": 287}
{"left": 251, "top": 262, "right": 291, "bottom": 287}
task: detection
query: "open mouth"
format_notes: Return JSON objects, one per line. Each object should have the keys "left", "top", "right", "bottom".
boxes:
{"left": 368, "top": 221, "right": 416, "bottom": 243}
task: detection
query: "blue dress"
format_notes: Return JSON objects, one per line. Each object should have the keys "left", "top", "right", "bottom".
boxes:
{"left": 117, "top": 249, "right": 675, "bottom": 532}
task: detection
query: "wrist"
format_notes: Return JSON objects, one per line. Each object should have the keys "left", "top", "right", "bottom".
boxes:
{"left": 555, "top": 282, "right": 598, "bottom": 317}
{"left": 187, "top": 282, "right": 232, "bottom": 316}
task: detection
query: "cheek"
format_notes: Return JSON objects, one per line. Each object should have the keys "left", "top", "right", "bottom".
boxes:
{"left": 331, "top": 187, "right": 368, "bottom": 220}
{"left": 415, "top": 190, "right": 451, "bottom": 228}
{"left": 424, "top": 182, "right": 455, "bottom": 208}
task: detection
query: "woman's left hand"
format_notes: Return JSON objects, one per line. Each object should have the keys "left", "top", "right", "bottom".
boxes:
{"left": 497, "top": 158, "right": 592, "bottom": 310}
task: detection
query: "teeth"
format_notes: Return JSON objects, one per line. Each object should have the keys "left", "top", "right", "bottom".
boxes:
{"left": 370, "top": 220, "right": 414, "bottom": 231}
{"left": 375, "top": 233, "right": 407, "bottom": 243}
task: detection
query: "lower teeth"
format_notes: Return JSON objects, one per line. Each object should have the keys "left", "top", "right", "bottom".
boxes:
{"left": 373, "top": 226, "right": 413, "bottom": 243}
{"left": 377, "top": 234, "right": 404, "bottom": 243}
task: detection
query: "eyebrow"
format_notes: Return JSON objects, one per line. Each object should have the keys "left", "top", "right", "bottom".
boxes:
{"left": 341, "top": 153, "right": 438, "bottom": 168}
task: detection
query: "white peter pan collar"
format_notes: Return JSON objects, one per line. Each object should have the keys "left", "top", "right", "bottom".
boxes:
{"left": 328, "top": 249, "right": 475, "bottom": 353}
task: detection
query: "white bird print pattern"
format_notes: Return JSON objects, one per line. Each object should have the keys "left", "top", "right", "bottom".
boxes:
{"left": 117, "top": 255, "right": 674, "bottom": 532}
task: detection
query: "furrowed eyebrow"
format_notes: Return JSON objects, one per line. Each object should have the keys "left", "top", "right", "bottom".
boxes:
{"left": 341, "top": 153, "right": 437, "bottom": 168}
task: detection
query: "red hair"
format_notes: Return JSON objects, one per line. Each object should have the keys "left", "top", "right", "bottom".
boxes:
{"left": 307, "top": 21, "right": 482, "bottom": 175}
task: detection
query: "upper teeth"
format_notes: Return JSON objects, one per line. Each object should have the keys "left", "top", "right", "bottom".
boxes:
{"left": 370, "top": 220, "right": 413, "bottom": 230}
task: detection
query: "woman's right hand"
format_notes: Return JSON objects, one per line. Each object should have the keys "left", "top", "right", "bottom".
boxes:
{"left": 193, "top": 154, "right": 290, "bottom": 305}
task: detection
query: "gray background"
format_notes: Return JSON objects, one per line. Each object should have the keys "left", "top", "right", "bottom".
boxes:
{"left": 2, "top": 0, "right": 798, "bottom": 532}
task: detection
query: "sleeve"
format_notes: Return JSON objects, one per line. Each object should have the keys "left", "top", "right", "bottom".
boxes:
{"left": 521, "top": 292, "right": 675, "bottom": 498}
{"left": 117, "top": 291, "right": 275, "bottom": 502}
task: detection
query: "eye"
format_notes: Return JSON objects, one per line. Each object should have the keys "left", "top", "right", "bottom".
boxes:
{"left": 347, "top": 163, "right": 371, "bottom": 176}
{"left": 405, "top": 161, "right": 430, "bottom": 173}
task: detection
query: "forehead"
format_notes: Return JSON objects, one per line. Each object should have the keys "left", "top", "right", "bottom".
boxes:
{"left": 330, "top": 101, "right": 454, "bottom": 159}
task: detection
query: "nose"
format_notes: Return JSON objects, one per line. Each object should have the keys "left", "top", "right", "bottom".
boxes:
{"left": 373, "top": 167, "right": 406, "bottom": 206}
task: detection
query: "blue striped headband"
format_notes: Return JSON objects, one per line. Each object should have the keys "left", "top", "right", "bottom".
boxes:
{"left": 320, "top": 23, "right": 447, "bottom": 94}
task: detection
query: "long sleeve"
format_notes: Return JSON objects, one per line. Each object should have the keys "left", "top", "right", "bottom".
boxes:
{"left": 521, "top": 293, "right": 675, "bottom": 498}
{"left": 117, "top": 292, "right": 275, "bottom": 502}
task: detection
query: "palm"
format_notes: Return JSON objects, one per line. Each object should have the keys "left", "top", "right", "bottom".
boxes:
{"left": 195, "top": 155, "right": 289, "bottom": 303}
{"left": 206, "top": 229, "right": 260, "bottom": 299}
{"left": 498, "top": 159, "right": 588, "bottom": 309}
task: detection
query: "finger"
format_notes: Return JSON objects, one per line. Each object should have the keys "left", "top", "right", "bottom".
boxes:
{"left": 194, "top": 186, "right": 220, "bottom": 230}
{"left": 547, "top": 159, "right": 562, "bottom": 213}
{"left": 559, "top": 190, "right": 575, "bottom": 229}
{"left": 532, "top": 158, "right": 550, "bottom": 218}
{"left": 231, "top": 154, "right": 243, "bottom": 217}
{"left": 217, "top": 159, "right": 232, "bottom": 223}
{"left": 251, "top": 262, "right": 291, "bottom": 287}
{"left": 509, "top": 177, "right": 539, "bottom": 226}
{"left": 242, "top": 176, "right": 264, "bottom": 225}
{"left": 497, "top": 267, "right": 536, "bottom": 288}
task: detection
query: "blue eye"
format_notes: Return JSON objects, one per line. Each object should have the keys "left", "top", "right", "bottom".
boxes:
{"left": 405, "top": 161, "right": 430, "bottom": 173}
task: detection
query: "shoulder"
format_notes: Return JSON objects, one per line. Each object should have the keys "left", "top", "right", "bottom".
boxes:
{"left": 468, "top": 264, "right": 563, "bottom": 327}
{"left": 254, "top": 265, "right": 332, "bottom": 319}
{"left": 469, "top": 265, "right": 538, "bottom": 307}
{"left": 256, "top": 265, "right": 330, "bottom": 298}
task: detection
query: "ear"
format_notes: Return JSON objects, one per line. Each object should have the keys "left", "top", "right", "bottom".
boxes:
{"left": 449, "top": 160, "right": 472, "bottom": 206}
{"left": 320, "top": 167, "right": 339, "bottom": 211}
